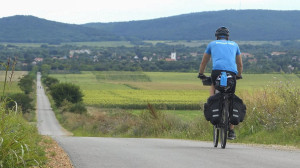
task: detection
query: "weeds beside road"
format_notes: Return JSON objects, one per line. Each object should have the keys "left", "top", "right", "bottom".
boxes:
{"left": 47, "top": 81, "right": 300, "bottom": 148}
{"left": 0, "top": 63, "right": 46, "bottom": 167}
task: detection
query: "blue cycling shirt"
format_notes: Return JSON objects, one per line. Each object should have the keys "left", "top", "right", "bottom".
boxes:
{"left": 205, "top": 40, "right": 241, "bottom": 74}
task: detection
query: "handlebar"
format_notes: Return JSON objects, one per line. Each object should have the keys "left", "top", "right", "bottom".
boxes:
{"left": 202, "top": 76, "right": 212, "bottom": 86}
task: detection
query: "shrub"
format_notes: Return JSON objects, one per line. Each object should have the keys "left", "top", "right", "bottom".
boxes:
{"left": 50, "top": 83, "right": 83, "bottom": 107}
{"left": 70, "top": 102, "right": 87, "bottom": 114}
{"left": 42, "top": 76, "right": 59, "bottom": 88}
{"left": 6, "top": 93, "right": 34, "bottom": 114}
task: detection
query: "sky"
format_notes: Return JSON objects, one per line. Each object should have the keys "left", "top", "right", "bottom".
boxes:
{"left": 0, "top": 0, "right": 299, "bottom": 24}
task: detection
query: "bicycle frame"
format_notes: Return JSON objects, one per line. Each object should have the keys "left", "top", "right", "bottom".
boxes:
{"left": 213, "top": 91, "right": 233, "bottom": 149}
{"left": 202, "top": 74, "right": 237, "bottom": 149}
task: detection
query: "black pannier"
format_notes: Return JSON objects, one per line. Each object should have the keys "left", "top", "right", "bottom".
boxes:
{"left": 229, "top": 94, "right": 246, "bottom": 125}
{"left": 204, "top": 93, "right": 223, "bottom": 125}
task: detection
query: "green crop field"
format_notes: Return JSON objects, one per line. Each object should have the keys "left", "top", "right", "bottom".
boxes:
{"left": 50, "top": 71, "right": 300, "bottom": 110}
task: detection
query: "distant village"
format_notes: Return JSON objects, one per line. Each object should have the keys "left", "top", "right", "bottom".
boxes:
{"left": 30, "top": 49, "right": 299, "bottom": 73}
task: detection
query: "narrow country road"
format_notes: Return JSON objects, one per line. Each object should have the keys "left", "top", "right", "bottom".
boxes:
{"left": 36, "top": 73, "right": 300, "bottom": 168}
{"left": 37, "top": 72, "right": 70, "bottom": 136}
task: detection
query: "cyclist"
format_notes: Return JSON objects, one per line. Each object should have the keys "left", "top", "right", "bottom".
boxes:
{"left": 197, "top": 26, "right": 243, "bottom": 139}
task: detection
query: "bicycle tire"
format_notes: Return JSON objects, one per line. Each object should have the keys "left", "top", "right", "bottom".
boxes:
{"left": 213, "top": 125, "right": 219, "bottom": 147}
{"left": 220, "top": 102, "right": 229, "bottom": 149}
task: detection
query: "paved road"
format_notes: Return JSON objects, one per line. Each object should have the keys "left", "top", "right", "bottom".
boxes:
{"left": 37, "top": 72, "right": 70, "bottom": 136}
{"left": 36, "top": 73, "right": 300, "bottom": 168}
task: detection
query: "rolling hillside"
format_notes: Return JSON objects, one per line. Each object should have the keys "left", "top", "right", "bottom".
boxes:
{"left": 84, "top": 10, "right": 300, "bottom": 41}
{"left": 0, "top": 15, "right": 120, "bottom": 43}
{"left": 0, "top": 10, "right": 300, "bottom": 43}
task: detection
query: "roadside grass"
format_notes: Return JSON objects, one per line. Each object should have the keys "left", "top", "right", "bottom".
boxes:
{"left": 0, "top": 69, "right": 46, "bottom": 167}
{"left": 54, "top": 81, "right": 300, "bottom": 147}
{"left": 235, "top": 81, "right": 300, "bottom": 147}
{"left": 48, "top": 71, "right": 300, "bottom": 147}
{"left": 51, "top": 104, "right": 212, "bottom": 140}
{"left": 129, "top": 109, "right": 201, "bottom": 121}
{"left": 0, "top": 108, "right": 46, "bottom": 167}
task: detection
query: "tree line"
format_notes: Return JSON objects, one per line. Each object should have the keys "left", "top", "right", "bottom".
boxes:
{"left": 0, "top": 41, "right": 299, "bottom": 74}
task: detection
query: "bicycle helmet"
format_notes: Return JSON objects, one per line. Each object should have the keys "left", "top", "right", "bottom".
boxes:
{"left": 215, "top": 26, "right": 229, "bottom": 37}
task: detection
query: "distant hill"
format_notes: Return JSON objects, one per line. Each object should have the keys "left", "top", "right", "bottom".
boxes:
{"left": 0, "top": 15, "right": 120, "bottom": 43}
{"left": 1, "top": 10, "right": 300, "bottom": 43}
{"left": 84, "top": 10, "right": 300, "bottom": 41}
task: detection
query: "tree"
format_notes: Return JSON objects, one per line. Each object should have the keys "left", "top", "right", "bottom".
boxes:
{"left": 41, "top": 64, "right": 51, "bottom": 76}
{"left": 18, "top": 74, "right": 34, "bottom": 94}
{"left": 50, "top": 83, "right": 83, "bottom": 107}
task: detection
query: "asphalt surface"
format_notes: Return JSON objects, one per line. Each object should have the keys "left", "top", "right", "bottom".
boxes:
{"left": 37, "top": 72, "right": 70, "bottom": 136}
{"left": 36, "top": 73, "right": 300, "bottom": 168}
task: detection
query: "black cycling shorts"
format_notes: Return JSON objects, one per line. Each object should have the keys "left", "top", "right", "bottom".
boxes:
{"left": 211, "top": 70, "right": 237, "bottom": 93}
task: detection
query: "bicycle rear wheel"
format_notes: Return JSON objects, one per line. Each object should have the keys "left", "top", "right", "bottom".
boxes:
{"left": 213, "top": 125, "right": 219, "bottom": 147}
{"left": 220, "top": 104, "right": 229, "bottom": 149}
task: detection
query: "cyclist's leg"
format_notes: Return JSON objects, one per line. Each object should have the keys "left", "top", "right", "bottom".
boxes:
{"left": 210, "top": 85, "right": 215, "bottom": 96}
{"left": 211, "top": 70, "right": 222, "bottom": 96}
{"left": 228, "top": 71, "right": 237, "bottom": 139}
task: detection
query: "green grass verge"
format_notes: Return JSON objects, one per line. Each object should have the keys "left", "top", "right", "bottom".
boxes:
{"left": 0, "top": 109, "right": 46, "bottom": 167}
{"left": 48, "top": 71, "right": 300, "bottom": 148}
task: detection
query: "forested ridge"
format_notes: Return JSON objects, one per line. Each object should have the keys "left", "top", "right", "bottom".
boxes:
{"left": 84, "top": 10, "right": 300, "bottom": 41}
{"left": 0, "top": 15, "right": 120, "bottom": 43}
{"left": 0, "top": 10, "right": 300, "bottom": 42}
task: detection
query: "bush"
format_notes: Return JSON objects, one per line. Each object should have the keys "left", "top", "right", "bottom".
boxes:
{"left": 50, "top": 83, "right": 83, "bottom": 107}
{"left": 42, "top": 76, "right": 59, "bottom": 88}
{"left": 6, "top": 93, "right": 34, "bottom": 114}
{"left": 70, "top": 102, "right": 87, "bottom": 114}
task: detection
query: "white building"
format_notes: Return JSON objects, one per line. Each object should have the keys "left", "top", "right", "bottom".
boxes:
{"left": 171, "top": 52, "right": 176, "bottom": 61}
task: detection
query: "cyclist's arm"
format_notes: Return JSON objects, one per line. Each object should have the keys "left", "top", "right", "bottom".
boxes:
{"left": 236, "top": 54, "right": 243, "bottom": 77}
{"left": 199, "top": 53, "right": 211, "bottom": 74}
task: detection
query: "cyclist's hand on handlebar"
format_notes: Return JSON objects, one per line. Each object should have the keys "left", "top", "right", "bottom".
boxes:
{"left": 197, "top": 73, "right": 206, "bottom": 80}
{"left": 236, "top": 75, "right": 243, "bottom": 80}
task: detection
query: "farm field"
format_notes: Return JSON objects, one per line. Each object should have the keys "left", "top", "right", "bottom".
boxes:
{"left": 50, "top": 71, "right": 300, "bottom": 110}
{"left": 0, "top": 71, "right": 27, "bottom": 94}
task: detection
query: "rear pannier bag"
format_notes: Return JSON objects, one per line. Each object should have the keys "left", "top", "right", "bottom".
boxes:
{"left": 204, "top": 93, "right": 223, "bottom": 125}
{"left": 229, "top": 94, "right": 246, "bottom": 125}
